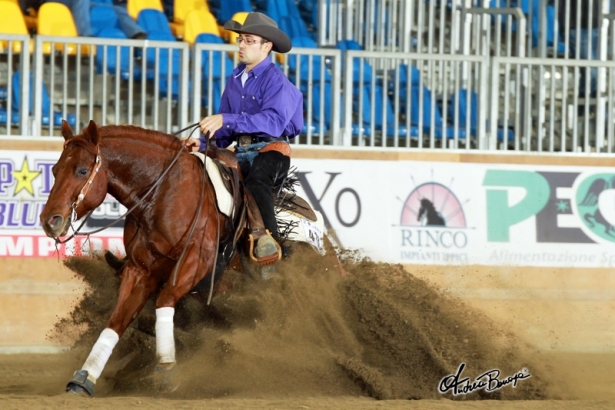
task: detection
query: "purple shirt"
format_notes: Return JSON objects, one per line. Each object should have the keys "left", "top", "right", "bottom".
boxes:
{"left": 200, "top": 58, "right": 304, "bottom": 149}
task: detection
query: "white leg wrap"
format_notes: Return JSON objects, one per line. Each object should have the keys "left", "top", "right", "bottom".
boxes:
{"left": 155, "top": 307, "right": 175, "bottom": 364}
{"left": 82, "top": 328, "right": 119, "bottom": 382}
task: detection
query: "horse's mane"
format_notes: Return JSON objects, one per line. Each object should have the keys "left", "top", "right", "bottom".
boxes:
{"left": 97, "top": 125, "right": 184, "bottom": 151}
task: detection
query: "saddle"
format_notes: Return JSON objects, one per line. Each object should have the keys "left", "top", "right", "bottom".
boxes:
{"left": 204, "top": 146, "right": 279, "bottom": 266}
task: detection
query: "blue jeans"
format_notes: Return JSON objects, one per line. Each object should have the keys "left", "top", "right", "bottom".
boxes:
{"left": 52, "top": 0, "right": 145, "bottom": 38}
{"left": 570, "top": 28, "right": 600, "bottom": 96}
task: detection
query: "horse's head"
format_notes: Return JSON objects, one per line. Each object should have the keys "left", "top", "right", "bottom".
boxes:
{"left": 40, "top": 120, "right": 108, "bottom": 238}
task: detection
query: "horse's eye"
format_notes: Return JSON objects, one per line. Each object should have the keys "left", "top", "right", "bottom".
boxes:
{"left": 77, "top": 168, "right": 89, "bottom": 176}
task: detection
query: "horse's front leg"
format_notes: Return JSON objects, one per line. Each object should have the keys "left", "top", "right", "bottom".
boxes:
{"left": 153, "top": 250, "right": 211, "bottom": 370}
{"left": 66, "top": 263, "right": 157, "bottom": 397}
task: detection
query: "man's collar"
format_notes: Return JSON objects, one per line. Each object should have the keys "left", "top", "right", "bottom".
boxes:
{"left": 233, "top": 58, "right": 274, "bottom": 78}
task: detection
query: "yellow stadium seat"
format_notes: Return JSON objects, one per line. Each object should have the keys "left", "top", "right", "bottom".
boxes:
{"left": 174, "top": 0, "right": 209, "bottom": 25}
{"left": 0, "top": 0, "right": 33, "bottom": 53}
{"left": 183, "top": 9, "right": 219, "bottom": 45}
{"left": 222, "top": 11, "right": 248, "bottom": 45}
{"left": 37, "top": 2, "right": 91, "bottom": 55}
{"left": 127, "top": 0, "right": 164, "bottom": 20}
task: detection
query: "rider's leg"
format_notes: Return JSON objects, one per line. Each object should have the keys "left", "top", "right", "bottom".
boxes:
{"left": 244, "top": 151, "right": 290, "bottom": 239}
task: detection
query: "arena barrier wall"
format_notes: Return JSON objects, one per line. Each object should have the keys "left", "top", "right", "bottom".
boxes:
{"left": 0, "top": 141, "right": 613, "bottom": 353}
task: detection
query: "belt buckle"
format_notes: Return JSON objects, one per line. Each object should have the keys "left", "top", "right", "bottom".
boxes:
{"left": 238, "top": 135, "right": 252, "bottom": 148}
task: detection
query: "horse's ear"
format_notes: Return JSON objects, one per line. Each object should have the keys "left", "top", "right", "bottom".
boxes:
{"left": 61, "top": 120, "right": 74, "bottom": 141}
{"left": 84, "top": 120, "right": 100, "bottom": 146}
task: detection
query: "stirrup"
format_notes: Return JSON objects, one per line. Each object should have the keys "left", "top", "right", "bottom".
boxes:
{"left": 248, "top": 230, "right": 282, "bottom": 266}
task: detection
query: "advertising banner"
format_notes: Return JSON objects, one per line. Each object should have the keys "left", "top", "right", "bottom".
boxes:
{"left": 2, "top": 150, "right": 615, "bottom": 267}
{"left": 291, "top": 158, "right": 615, "bottom": 268}
{"left": 0, "top": 150, "right": 124, "bottom": 257}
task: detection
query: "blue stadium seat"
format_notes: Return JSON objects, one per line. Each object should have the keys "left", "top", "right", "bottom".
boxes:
{"left": 137, "top": 8, "right": 173, "bottom": 36}
{"left": 489, "top": 0, "right": 565, "bottom": 53}
{"left": 280, "top": 15, "right": 311, "bottom": 41}
{"left": 448, "top": 88, "right": 513, "bottom": 141}
{"left": 0, "top": 106, "right": 7, "bottom": 125}
{"left": 0, "top": 86, "right": 7, "bottom": 100}
{"left": 217, "top": 0, "right": 252, "bottom": 23}
{"left": 335, "top": 40, "right": 408, "bottom": 137}
{"left": 90, "top": 5, "right": 119, "bottom": 36}
{"left": 263, "top": 0, "right": 302, "bottom": 23}
{"left": 288, "top": 36, "right": 330, "bottom": 94}
{"left": 95, "top": 28, "right": 131, "bottom": 75}
{"left": 10, "top": 71, "right": 76, "bottom": 127}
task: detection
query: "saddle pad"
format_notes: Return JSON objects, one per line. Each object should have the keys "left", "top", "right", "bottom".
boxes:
{"left": 278, "top": 209, "right": 326, "bottom": 256}
{"left": 192, "top": 152, "right": 234, "bottom": 218}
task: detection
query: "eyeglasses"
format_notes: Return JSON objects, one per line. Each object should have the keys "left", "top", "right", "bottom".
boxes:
{"left": 236, "top": 36, "right": 268, "bottom": 45}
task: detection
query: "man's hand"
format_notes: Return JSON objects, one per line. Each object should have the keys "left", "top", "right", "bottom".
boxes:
{"left": 184, "top": 137, "right": 201, "bottom": 152}
{"left": 199, "top": 114, "right": 224, "bottom": 138}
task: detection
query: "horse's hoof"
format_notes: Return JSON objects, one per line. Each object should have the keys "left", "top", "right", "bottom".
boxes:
{"left": 154, "top": 363, "right": 180, "bottom": 393}
{"left": 66, "top": 370, "right": 95, "bottom": 397}
{"left": 260, "top": 264, "right": 277, "bottom": 280}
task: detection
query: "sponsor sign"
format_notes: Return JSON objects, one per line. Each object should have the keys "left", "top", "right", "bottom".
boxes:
{"left": 0, "top": 151, "right": 124, "bottom": 257}
{"left": 292, "top": 158, "right": 615, "bottom": 268}
{"left": 3, "top": 150, "right": 615, "bottom": 267}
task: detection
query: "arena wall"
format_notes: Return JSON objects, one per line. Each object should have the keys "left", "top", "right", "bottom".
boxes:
{"left": 1, "top": 139, "right": 614, "bottom": 353}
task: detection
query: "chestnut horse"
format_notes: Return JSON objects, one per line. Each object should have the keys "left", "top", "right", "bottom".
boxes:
{"left": 40, "top": 120, "right": 235, "bottom": 396}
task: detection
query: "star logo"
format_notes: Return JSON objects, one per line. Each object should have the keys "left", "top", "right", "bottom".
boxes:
{"left": 12, "top": 158, "right": 41, "bottom": 196}
{"left": 556, "top": 199, "right": 569, "bottom": 212}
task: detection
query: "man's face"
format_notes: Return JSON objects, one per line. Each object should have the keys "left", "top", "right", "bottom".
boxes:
{"left": 237, "top": 34, "right": 272, "bottom": 67}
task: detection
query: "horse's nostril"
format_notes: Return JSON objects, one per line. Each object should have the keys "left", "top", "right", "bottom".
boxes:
{"left": 48, "top": 215, "right": 64, "bottom": 230}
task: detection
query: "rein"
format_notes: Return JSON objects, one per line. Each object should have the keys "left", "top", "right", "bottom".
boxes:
{"left": 54, "top": 123, "right": 202, "bottom": 245}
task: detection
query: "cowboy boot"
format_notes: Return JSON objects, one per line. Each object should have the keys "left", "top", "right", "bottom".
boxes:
{"left": 245, "top": 191, "right": 281, "bottom": 266}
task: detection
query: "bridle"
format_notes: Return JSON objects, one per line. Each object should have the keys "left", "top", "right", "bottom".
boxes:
{"left": 68, "top": 141, "right": 101, "bottom": 225}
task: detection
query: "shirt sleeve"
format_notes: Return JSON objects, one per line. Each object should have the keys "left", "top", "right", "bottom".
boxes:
{"left": 221, "top": 78, "right": 299, "bottom": 138}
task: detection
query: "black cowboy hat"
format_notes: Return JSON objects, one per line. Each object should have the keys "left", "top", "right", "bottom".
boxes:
{"left": 224, "top": 12, "right": 292, "bottom": 54}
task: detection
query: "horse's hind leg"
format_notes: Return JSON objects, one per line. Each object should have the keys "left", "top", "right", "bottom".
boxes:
{"left": 66, "top": 263, "right": 157, "bottom": 397}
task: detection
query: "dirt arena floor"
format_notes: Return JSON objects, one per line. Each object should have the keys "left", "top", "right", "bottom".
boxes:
{"left": 0, "top": 244, "right": 614, "bottom": 410}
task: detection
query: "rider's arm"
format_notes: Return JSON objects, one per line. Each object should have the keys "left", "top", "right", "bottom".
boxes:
{"left": 220, "top": 75, "right": 301, "bottom": 138}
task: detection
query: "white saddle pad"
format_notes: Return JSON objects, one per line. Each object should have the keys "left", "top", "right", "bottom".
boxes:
{"left": 191, "top": 152, "right": 234, "bottom": 218}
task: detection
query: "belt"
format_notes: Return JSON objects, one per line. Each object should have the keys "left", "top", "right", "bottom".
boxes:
{"left": 236, "top": 135, "right": 289, "bottom": 147}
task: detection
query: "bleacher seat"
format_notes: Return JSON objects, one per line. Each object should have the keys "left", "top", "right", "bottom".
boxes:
{"left": 217, "top": 0, "right": 252, "bottom": 24}
{"left": 0, "top": 0, "right": 32, "bottom": 53}
{"left": 8, "top": 71, "right": 76, "bottom": 127}
{"left": 95, "top": 28, "right": 131, "bottom": 75}
{"left": 37, "top": 2, "right": 91, "bottom": 55}
{"left": 263, "top": 0, "right": 302, "bottom": 24}
{"left": 279, "top": 15, "right": 312, "bottom": 41}
{"left": 90, "top": 5, "right": 119, "bottom": 36}
{"left": 174, "top": 0, "right": 209, "bottom": 24}
{"left": 183, "top": 8, "right": 220, "bottom": 45}
{"left": 127, "top": 0, "right": 164, "bottom": 20}
{"left": 172, "top": 0, "right": 211, "bottom": 37}
{"left": 334, "top": 40, "right": 407, "bottom": 136}
{"left": 137, "top": 8, "right": 174, "bottom": 36}
{"left": 448, "top": 88, "right": 513, "bottom": 141}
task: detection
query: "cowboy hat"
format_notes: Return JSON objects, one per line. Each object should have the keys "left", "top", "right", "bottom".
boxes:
{"left": 224, "top": 12, "right": 292, "bottom": 53}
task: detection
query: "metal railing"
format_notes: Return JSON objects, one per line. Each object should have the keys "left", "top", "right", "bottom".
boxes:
{"left": 491, "top": 56, "right": 615, "bottom": 153}
{"left": 342, "top": 50, "right": 490, "bottom": 148}
{"left": 3, "top": 35, "right": 615, "bottom": 154}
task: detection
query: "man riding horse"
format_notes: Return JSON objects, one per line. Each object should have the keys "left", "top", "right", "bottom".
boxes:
{"left": 187, "top": 12, "right": 303, "bottom": 273}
